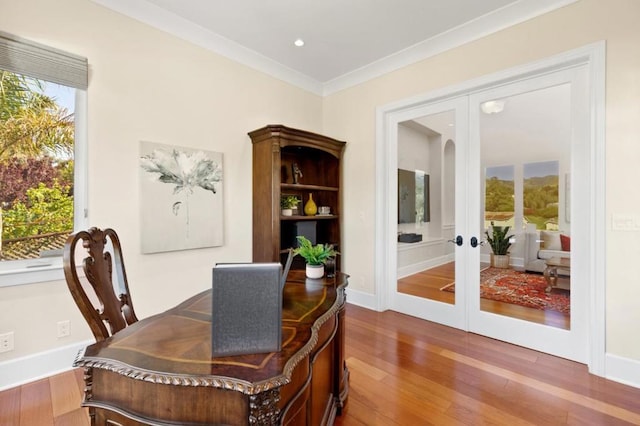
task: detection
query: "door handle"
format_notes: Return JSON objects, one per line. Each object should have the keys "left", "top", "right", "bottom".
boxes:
{"left": 470, "top": 237, "right": 485, "bottom": 248}
{"left": 447, "top": 235, "right": 463, "bottom": 246}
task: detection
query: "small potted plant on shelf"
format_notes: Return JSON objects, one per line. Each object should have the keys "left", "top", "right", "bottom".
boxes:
{"left": 485, "top": 221, "right": 514, "bottom": 269}
{"left": 293, "top": 236, "right": 338, "bottom": 279}
{"left": 280, "top": 195, "right": 299, "bottom": 216}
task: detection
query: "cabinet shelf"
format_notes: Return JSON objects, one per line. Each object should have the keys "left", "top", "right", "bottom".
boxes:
{"left": 281, "top": 215, "right": 338, "bottom": 221}
{"left": 281, "top": 183, "right": 339, "bottom": 192}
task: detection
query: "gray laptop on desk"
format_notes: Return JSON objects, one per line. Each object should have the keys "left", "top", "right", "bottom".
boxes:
{"left": 211, "top": 262, "right": 283, "bottom": 357}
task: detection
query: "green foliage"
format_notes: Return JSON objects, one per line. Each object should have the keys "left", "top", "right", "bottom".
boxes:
{"left": 0, "top": 157, "right": 68, "bottom": 206}
{"left": 523, "top": 176, "right": 559, "bottom": 229}
{"left": 293, "top": 236, "right": 338, "bottom": 266}
{"left": 0, "top": 70, "right": 76, "bottom": 244}
{"left": 2, "top": 182, "right": 73, "bottom": 239}
{"left": 0, "top": 71, "right": 74, "bottom": 161}
{"left": 486, "top": 173, "right": 559, "bottom": 231}
{"left": 280, "top": 195, "right": 298, "bottom": 209}
{"left": 485, "top": 177, "right": 514, "bottom": 212}
{"left": 485, "top": 221, "right": 514, "bottom": 255}
{"left": 524, "top": 216, "right": 547, "bottom": 229}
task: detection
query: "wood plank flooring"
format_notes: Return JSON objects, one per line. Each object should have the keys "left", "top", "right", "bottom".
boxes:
{"left": 336, "top": 304, "right": 640, "bottom": 425}
{"left": 2, "top": 305, "right": 638, "bottom": 425}
{"left": 397, "top": 262, "right": 570, "bottom": 329}
{"left": 0, "top": 368, "right": 88, "bottom": 426}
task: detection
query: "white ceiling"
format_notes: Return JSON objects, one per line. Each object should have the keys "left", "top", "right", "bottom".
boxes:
{"left": 91, "top": 0, "right": 577, "bottom": 95}
{"left": 410, "top": 83, "right": 571, "bottom": 165}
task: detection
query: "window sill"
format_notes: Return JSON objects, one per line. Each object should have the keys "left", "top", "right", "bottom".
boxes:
{"left": 0, "top": 258, "right": 64, "bottom": 287}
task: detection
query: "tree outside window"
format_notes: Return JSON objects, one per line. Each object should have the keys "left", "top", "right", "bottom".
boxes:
{"left": 485, "top": 165, "right": 515, "bottom": 229}
{"left": 0, "top": 70, "right": 75, "bottom": 261}
{"left": 523, "top": 161, "right": 559, "bottom": 230}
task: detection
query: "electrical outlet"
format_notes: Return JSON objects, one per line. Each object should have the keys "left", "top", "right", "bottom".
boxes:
{"left": 0, "top": 332, "right": 14, "bottom": 353}
{"left": 57, "top": 320, "right": 70, "bottom": 338}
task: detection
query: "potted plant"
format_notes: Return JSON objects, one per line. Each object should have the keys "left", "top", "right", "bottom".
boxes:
{"left": 485, "top": 221, "right": 514, "bottom": 268}
{"left": 280, "top": 195, "right": 298, "bottom": 216}
{"left": 293, "top": 235, "right": 338, "bottom": 278}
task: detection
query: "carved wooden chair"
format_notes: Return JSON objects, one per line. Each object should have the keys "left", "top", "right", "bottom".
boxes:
{"left": 63, "top": 227, "right": 138, "bottom": 341}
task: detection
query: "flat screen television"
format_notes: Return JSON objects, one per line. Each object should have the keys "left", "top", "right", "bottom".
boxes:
{"left": 398, "top": 168, "right": 430, "bottom": 224}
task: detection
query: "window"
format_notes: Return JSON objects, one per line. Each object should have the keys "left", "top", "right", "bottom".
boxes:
{"left": 0, "top": 31, "right": 87, "bottom": 286}
{"left": 523, "top": 161, "right": 559, "bottom": 230}
{"left": 484, "top": 165, "right": 514, "bottom": 228}
{"left": 484, "top": 161, "right": 560, "bottom": 232}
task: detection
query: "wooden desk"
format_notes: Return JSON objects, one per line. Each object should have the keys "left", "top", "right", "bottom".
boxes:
{"left": 74, "top": 271, "right": 349, "bottom": 425}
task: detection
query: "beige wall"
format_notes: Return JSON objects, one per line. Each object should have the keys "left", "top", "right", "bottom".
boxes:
{"left": 0, "top": 0, "right": 322, "bottom": 361}
{"left": 2, "top": 0, "right": 640, "bottom": 376}
{"left": 325, "top": 0, "right": 640, "bottom": 360}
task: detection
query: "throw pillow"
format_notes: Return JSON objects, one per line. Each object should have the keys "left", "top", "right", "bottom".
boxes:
{"left": 540, "top": 231, "right": 562, "bottom": 250}
{"left": 560, "top": 234, "right": 571, "bottom": 251}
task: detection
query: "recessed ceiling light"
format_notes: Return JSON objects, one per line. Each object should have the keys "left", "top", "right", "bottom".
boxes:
{"left": 294, "top": 38, "right": 305, "bottom": 47}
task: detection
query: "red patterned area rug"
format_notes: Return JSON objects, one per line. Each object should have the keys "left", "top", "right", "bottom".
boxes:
{"left": 441, "top": 267, "right": 570, "bottom": 314}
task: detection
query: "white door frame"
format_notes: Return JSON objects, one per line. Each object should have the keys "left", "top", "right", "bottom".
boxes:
{"left": 374, "top": 42, "right": 606, "bottom": 375}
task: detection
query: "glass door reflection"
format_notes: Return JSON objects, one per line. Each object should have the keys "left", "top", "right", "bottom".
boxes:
{"left": 396, "top": 111, "right": 456, "bottom": 305}
{"left": 479, "top": 84, "right": 571, "bottom": 330}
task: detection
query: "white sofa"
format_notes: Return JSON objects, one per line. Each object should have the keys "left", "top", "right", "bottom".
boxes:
{"left": 523, "top": 224, "right": 570, "bottom": 274}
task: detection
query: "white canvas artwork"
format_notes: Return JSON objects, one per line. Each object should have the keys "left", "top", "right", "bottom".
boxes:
{"left": 139, "top": 141, "right": 224, "bottom": 253}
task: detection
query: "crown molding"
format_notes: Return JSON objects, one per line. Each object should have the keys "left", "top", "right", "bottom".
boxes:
{"left": 322, "top": 0, "right": 579, "bottom": 95}
{"left": 90, "top": 0, "right": 324, "bottom": 95}
{"left": 91, "top": 0, "right": 578, "bottom": 97}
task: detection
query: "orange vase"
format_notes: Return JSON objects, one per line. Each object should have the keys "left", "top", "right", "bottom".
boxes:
{"left": 304, "top": 193, "right": 317, "bottom": 216}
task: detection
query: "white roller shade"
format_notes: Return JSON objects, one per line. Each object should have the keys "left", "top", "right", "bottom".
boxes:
{"left": 0, "top": 31, "right": 87, "bottom": 89}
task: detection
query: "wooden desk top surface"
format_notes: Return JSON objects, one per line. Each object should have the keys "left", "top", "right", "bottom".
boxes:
{"left": 74, "top": 271, "right": 347, "bottom": 395}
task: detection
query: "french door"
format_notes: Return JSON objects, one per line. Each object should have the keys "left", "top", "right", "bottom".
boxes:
{"left": 391, "top": 97, "right": 469, "bottom": 330}
{"left": 387, "top": 63, "right": 590, "bottom": 363}
{"left": 466, "top": 66, "right": 588, "bottom": 362}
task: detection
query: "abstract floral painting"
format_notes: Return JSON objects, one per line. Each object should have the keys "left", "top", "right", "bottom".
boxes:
{"left": 139, "top": 141, "right": 223, "bottom": 253}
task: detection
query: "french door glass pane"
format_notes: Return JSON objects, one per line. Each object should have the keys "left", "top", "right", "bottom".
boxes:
{"left": 479, "top": 84, "right": 571, "bottom": 330}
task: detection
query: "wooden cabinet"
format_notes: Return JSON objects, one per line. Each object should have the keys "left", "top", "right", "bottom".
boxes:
{"left": 249, "top": 125, "right": 346, "bottom": 270}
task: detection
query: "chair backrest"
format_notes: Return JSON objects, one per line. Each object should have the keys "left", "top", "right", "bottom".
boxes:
{"left": 281, "top": 248, "right": 294, "bottom": 289}
{"left": 63, "top": 227, "right": 138, "bottom": 341}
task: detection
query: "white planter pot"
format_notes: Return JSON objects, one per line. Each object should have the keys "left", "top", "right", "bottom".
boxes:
{"left": 281, "top": 208, "right": 293, "bottom": 216}
{"left": 306, "top": 264, "right": 324, "bottom": 279}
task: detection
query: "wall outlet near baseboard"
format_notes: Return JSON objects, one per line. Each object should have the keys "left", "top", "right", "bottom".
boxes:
{"left": 0, "top": 332, "right": 14, "bottom": 353}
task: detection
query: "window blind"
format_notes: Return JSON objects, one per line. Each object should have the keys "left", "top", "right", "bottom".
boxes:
{"left": 0, "top": 31, "right": 87, "bottom": 89}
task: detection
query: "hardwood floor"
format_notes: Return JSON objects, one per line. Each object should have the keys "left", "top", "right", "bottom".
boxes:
{"left": 0, "top": 368, "right": 88, "bottom": 426}
{"left": 336, "top": 305, "right": 640, "bottom": 425}
{"left": 3, "top": 305, "right": 639, "bottom": 425}
{"left": 398, "top": 262, "right": 570, "bottom": 329}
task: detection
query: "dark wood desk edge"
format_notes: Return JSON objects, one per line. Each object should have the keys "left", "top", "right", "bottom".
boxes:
{"left": 73, "top": 277, "right": 348, "bottom": 396}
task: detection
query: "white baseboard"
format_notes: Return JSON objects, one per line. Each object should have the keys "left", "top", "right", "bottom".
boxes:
{"left": 397, "top": 254, "right": 454, "bottom": 279}
{"left": 346, "top": 288, "right": 379, "bottom": 311}
{"left": 0, "top": 339, "right": 93, "bottom": 391}
{"left": 605, "top": 353, "right": 640, "bottom": 389}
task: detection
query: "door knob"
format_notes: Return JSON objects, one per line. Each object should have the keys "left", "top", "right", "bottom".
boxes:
{"left": 470, "top": 237, "right": 485, "bottom": 248}
{"left": 448, "top": 235, "right": 463, "bottom": 246}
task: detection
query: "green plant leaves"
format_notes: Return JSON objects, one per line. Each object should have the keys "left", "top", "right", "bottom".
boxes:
{"left": 293, "top": 235, "right": 338, "bottom": 266}
{"left": 485, "top": 221, "right": 514, "bottom": 255}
